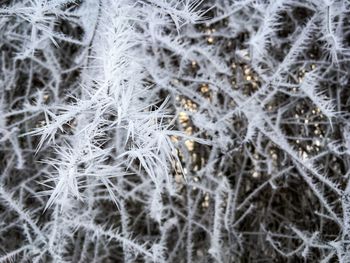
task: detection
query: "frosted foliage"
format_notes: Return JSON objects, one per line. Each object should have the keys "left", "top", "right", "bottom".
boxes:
{"left": 1, "top": 0, "right": 350, "bottom": 262}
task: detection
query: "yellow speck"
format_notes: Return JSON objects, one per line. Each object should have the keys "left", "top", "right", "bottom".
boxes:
{"left": 179, "top": 112, "right": 189, "bottom": 124}
{"left": 200, "top": 84, "right": 209, "bottom": 93}
{"left": 170, "top": 136, "right": 179, "bottom": 143}
{"left": 185, "top": 126, "right": 193, "bottom": 135}
{"left": 185, "top": 140, "right": 194, "bottom": 151}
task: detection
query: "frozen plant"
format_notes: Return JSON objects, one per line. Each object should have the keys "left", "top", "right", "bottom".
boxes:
{"left": 1, "top": 0, "right": 350, "bottom": 262}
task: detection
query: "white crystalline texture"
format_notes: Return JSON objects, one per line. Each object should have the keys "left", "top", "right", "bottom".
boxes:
{"left": 0, "top": 0, "right": 350, "bottom": 262}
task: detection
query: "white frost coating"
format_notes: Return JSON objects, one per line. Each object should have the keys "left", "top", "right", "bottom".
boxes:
{"left": 1, "top": 0, "right": 350, "bottom": 262}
